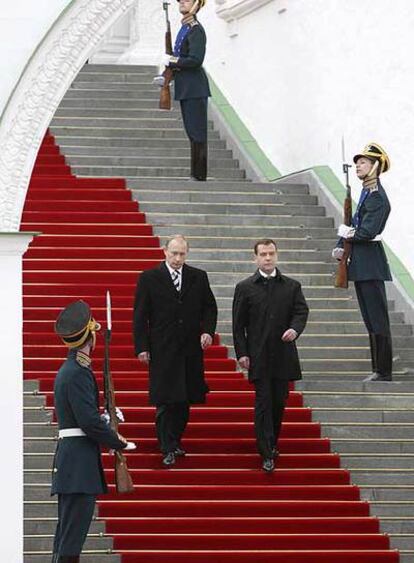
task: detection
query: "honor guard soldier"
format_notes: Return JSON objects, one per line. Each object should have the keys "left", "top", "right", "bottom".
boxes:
{"left": 333, "top": 143, "right": 393, "bottom": 382}
{"left": 162, "top": 0, "right": 210, "bottom": 181}
{"left": 51, "top": 301, "right": 128, "bottom": 563}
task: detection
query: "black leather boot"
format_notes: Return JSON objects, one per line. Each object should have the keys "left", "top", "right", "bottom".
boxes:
{"left": 190, "top": 141, "right": 207, "bottom": 181}
{"left": 57, "top": 556, "right": 80, "bottom": 562}
{"left": 364, "top": 334, "right": 392, "bottom": 381}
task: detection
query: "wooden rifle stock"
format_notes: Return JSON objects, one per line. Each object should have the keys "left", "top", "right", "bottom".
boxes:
{"left": 159, "top": 2, "right": 174, "bottom": 110}
{"left": 335, "top": 164, "right": 352, "bottom": 289}
{"left": 103, "top": 297, "right": 134, "bottom": 494}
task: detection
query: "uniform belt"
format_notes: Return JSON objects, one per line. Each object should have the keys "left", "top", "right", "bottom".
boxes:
{"left": 370, "top": 235, "right": 382, "bottom": 242}
{"left": 58, "top": 428, "right": 86, "bottom": 438}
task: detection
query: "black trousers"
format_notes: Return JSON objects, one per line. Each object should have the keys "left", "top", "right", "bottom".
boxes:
{"left": 52, "top": 493, "right": 96, "bottom": 559}
{"left": 180, "top": 97, "right": 208, "bottom": 180}
{"left": 355, "top": 280, "right": 393, "bottom": 377}
{"left": 156, "top": 402, "right": 190, "bottom": 454}
{"left": 252, "top": 378, "right": 290, "bottom": 459}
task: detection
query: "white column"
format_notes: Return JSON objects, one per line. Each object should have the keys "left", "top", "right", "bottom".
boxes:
{"left": 117, "top": 0, "right": 165, "bottom": 66}
{"left": 0, "top": 232, "right": 37, "bottom": 563}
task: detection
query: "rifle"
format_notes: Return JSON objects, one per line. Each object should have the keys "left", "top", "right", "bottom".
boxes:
{"left": 334, "top": 162, "right": 352, "bottom": 289}
{"left": 104, "top": 291, "right": 134, "bottom": 494}
{"left": 159, "top": 2, "right": 174, "bottom": 110}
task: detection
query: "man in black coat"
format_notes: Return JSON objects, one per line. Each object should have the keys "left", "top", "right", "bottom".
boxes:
{"left": 160, "top": 0, "right": 210, "bottom": 180}
{"left": 133, "top": 234, "right": 217, "bottom": 466}
{"left": 51, "top": 301, "right": 129, "bottom": 563}
{"left": 232, "top": 239, "right": 309, "bottom": 472}
{"left": 333, "top": 142, "right": 393, "bottom": 381}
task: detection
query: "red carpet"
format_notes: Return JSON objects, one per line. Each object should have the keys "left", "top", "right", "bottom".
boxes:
{"left": 22, "top": 133, "right": 399, "bottom": 562}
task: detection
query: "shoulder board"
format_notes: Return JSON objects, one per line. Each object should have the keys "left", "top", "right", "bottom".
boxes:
{"left": 75, "top": 351, "right": 92, "bottom": 369}
{"left": 189, "top": 20, "right": 199, "bottom": 28}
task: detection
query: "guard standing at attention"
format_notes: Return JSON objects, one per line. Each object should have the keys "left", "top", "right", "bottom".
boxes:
{"left": 160, "top": 0, "right": 210, "bottom": 181}
{"left": 332, "top": 143, "right": 393, "bottom": 382}
{"left": 51, "top": 300, "right": 128, "bottom": 563}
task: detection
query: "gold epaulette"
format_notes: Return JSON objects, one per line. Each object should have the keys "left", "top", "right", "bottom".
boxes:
{"left": 76, "top": 350, "right": 92, "bottom": 368}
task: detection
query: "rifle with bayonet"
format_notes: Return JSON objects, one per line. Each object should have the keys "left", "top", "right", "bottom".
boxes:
{"left": 159, "top": 2, "right": 174, "bottom": 110}
{"left": 335, "top": 162, "right": 352, "bottom": 289}
{"left": 103, "top": 291, "right": 134, "bottom": 494}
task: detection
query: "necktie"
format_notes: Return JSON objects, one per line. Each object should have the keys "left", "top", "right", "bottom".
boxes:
{"left": 171, "top": 270, "right": 181, "bottom": 291}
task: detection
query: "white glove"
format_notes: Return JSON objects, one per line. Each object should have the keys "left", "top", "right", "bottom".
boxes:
{"left": 152, "top": 75, "right": 165, "bottom": 88}
{"left": 337, "top": 224, "right": 355, "bottom": 239}
{"left": 101, "top": 407, "right": 125, "bottom": 425}
{"left": 332, "top": 247, "right": 344, "bottom": 260}
{"left": 161, "top": 54, "right": 172, "bottom": 67}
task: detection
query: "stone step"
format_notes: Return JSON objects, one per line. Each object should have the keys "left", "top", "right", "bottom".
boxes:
{"left": 79, "top": 64, "right": 156, "bottom": 73}
{"left": 381, "top": 518, "right": 414, "bottom": 534}
{"left": 372, "top": 502, "right": 414, "bottom": 517}
{"left": 218, "top": 323, "right": 411, "bottom": 336}
{"left": 359, "top": 487, "right": 414, "bottom": 502}
{"left": 332, "top": 440, "right": 414, "bottom": 454}
{"left": 67, "top": 156, "right": 239, "bottom": 169}
{"left": 140, "top": 201, "right": 325, "bottom": 217}
{"left": 72, "top": 166, "right": 245, "bottom": 179}
{"left": 153, "top": 226, "right": 337, "bottom": 240}
{"left": 185, "top": 250, "right": 332, "bottom": 262}
{"left": 212, "top": 285, "right": 354, "bottom": 298}
{"left": 74, "top": 73, "right": 157, "bottom": 83}
{"left": 131, "top": 189, "right": 318, "bottom": 205}
{"left": 60, "top": 97, "right": 164, "bottom": 109}
{"left": 55, "top": 108, "right": 184, "bottom": 119}
{"left": 297, "top": 381, "right": 414, "bottom": 393}
{"left": 302, "top": 391, "right": 414, "bottom": 408}
{"left": 126, "top": 179, "right": 310, "bottom": 194}
{"left": 183, "top": 237, "right": 346, "bottom": 251}
{"left": 218, "top": 308, "right": 403, "bottom": 322}
{"left": 146, "top": 212, "right": 332, "bottom": 227}
{"left": 24, "top": 533, "right": 112, "bottom": 551}
{"left": 49, "top": 126, "right": 221, "bottom": 140}
{"left": 69, "top": 81, "right": 167, "bottom": 92}
{"left": 340, "top": 454, "right": 414, "bottom": 467}
{"left": 24, "top": 555, "right": 120, "bottom": 563}
{"left": 64, "top": 87, "right": 169, "bottom": 99}
{"left": 52, "top": 116, "right": 212, "bottom": 130}
{"left": 24, "top": 518, "right": 105, "bottom": 535}
{"left": 61, "top": 146, "right": 234, "bottom": 159}
{"left": 321, "top": 423, "right": 414, "bottom": 440}
{"left": 312, "top": 409, "right": 414, "bottom": 423}
{"left": 351, "top": 470, "right": 414, "bottom": 486}
{"left": 55, "top": 136, "right": 227, "bottom": 149}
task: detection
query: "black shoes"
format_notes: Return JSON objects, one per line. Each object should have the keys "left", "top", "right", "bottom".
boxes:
{"left": 262, "top": 458, "right": 275, "bottom": 472}
{"left": 174, "top": 446, "right": 186, "bottom": 457}
{"left": 363, "top": 372, "right": 392, "bottom": 382}
{"left": 162, "top": 452, "right": 176, "bottom": 467}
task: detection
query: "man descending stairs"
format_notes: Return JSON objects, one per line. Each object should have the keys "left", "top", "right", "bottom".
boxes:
{"left": 22, "top": 63, "right": 414, "bottom": 562}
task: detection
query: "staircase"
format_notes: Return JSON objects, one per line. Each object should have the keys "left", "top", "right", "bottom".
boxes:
{"left": 22, "top": 63, "right": 414, "bottom": 562}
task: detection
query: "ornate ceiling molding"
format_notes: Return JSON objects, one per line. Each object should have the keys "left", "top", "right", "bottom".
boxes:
{"left": 215, "top": 0, "right": 274, "bottom": 21}
{"left": 0, "top": 0, "right": 137, "bottom": 231}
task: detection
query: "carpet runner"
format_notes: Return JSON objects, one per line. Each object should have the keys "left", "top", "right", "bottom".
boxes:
{"left": 22, "top": 133, "right": 399, "bottom": 561}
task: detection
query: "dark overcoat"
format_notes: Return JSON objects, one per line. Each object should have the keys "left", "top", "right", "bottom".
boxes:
{"left": 170, "top": 21, "right": 211, "bottom": 100}
{"left": 339, "top": 181, "right": 392, "bottom": 281}
{"left": 232, "top": 269, "right": 309, "bottom": 382}
{"left": 133, "top": 262, "right": 218, "bottom": 405}
{"left": 51, "top": 350, "right": 125, "bottom": 495}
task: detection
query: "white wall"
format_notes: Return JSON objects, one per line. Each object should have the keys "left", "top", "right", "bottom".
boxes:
{"left": 201, "top": 0, "right": 414, "bottom": 275}
{"left": 0, "top": 0, "right": 72, "bottom": 114}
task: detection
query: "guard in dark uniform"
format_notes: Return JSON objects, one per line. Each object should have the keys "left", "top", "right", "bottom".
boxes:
{"left": 163, "top": 0, "right": 210, "bottom": 180}
{"left": 333, "top": 143, "right": 393, "bottom": 381}
{"left": 51, "top": 301, "right": 128, "bottom": 563}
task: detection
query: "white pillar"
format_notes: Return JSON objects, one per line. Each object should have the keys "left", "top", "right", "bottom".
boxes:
{"left": 0, "top": 232, "right": 37, "bottom": 563}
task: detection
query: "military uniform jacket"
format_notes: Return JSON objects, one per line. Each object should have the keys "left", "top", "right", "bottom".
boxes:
{"left": 232, "top": 270, "right": 309, "bottom": 382}
{"left": 170, "top": 21, "right": 211, "bottom": 101}
{"left": 133, "top": 262, "right": 217, "bottom": 405}
{"left": 51, "top": 350, "right": 125, "bottom": 495}
{"left": 341, "top": 181, "right": 392, "bottom": 281}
